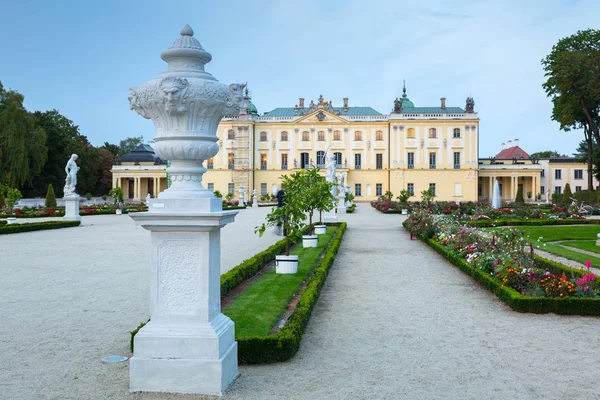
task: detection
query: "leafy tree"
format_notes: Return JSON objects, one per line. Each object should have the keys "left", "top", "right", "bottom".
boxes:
{"left": 397, "top": 189, "right": 410, "bottom": 203}
{"left": 101, "top": 142, "right": 120, "bottom": 159}
{"left": 384, "top": 190, "right": 393, "bottom": 201}
{"left": 542, "top": 29, "right": 600, "bottom": 170}
{"left": 29, "top": 110, "right": 80, "bottom": 197}
{"left": 118, "top": 135, "right": 144, "bottom": 157}
{"left": 515, "top": 186, "right": 525, "bottom": 204}
{"left": 298, "top": 168, "right": 335, "bottom": 231}
{"left": 421, "top": 188, "right": 436, "bottom": 204}
{"left": 45, "top": 183, "right": 57, "bottom": 208}
{"left": 255, "top": 171, "right": 307, "bottom": 256}
{"left": 109, "top": 187, "right": 123, "bottom": 207}
{"left": 0, "top": 82, "right": 48, "bottom": 188}
{"left": 5, "top": 187, "right": 22, "bottom": 214}
{"left": 529, "top": 150, "right": 566, "bottom": 159}
{"left": 213, "top": 190, "right": 222, "bottom": 198}
{"left": 574, "top": 137, "right": 600, "bottom": 187}
{"left": 562, "top": 183, "right": 573, "bottom": 205}
{"left": 95, "top": 148, "right": 114, "bottom": 195}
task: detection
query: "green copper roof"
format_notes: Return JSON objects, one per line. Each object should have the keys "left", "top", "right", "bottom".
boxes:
{"left": 263, "top": 106, "right": 381, "bottom": 117}
{"left": 247, "top": 100, "right": 258, "bottom": 115}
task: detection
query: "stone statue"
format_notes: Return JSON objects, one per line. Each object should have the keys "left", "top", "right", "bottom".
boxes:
{"left": 338, "top": 171, "right": 345, "bottom": 195}
{"left": 160, "top": 77, "right": 189, "bottom": 114}
{"left": 393, "top": 97, "right": 402, "bottom": 113}
{"left": 465, "top": 96, "right": 475, "bottom": 113}
{"left": 63, "top": 154, "right": 79, "bottom": 197}
{"left": 326, "top": 154, "right": 337, "bottom": 182}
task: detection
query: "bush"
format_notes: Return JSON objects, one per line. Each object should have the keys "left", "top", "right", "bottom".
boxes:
{"left": 346, "top": 204, "right": 356, "bottom": 213}
{"left": 573, "top": 190, "right": 600, "bottom": 206}
{"left": 0, "top": 220, "right": 80, "bottom": 235}
{"left": 552, "top": 193, "right": 562, "bottom": 205}
{"left": 213, "top": 190, "right": 223, "bottom": 199}
{"left": 562, "top": 183, "right": 573, "bottom": 206}
{"left": 515, "top": 186, "right": 524, "bottom": 204}
{"left": 85, "top": 192, "right": 93, "bottom": 201}
{"left": 396, "top": 189, "right": 410, "bottom": 203}
{"left": 45, "top": 184, "right": 57, "bottom": 208}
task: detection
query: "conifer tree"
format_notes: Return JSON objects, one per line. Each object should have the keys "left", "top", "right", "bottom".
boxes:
{"left": 45, "top": 183, "right": 57, "bottom": 208}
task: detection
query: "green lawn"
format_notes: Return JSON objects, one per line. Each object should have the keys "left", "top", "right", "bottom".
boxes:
{"left": 224, "top": 226, "right": 336, "bottom": 338}
{"left": 561, "top": 240, "right": 600, "bottom": 255}
{"left": 503, "top": 225, "right": 600, "bottom": 242}
{"left": 539, "top": 243, "right": 600, "bottom": 266}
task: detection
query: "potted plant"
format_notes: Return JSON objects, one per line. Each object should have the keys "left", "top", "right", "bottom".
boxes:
{"left": 109, "top": 187, "right": 124, "bottom": 214}
{"left": 314, "top": 171, "right": 336, "bottom": 235}
{"left": 255, "top": 171, "right": 306, "bottom": 274}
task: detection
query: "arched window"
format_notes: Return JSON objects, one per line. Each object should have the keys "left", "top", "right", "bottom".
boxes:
{"left": 429, "top": 128, "right": 437, "bottom": 138}
{"left": 333, "top": 130, "right": 341, "bottom": 140}
{"left": 302, "top": 131, "right": 309, "bottom": 141}
{"left": 354, "top": 131, "right": 362, "bottom": 141}
{"left": 228, "top": 153, "right": 235, "bottom": 169}
{"left": 260, "top": 131, "right": 267, "bottom": 142}
{"left": 407, "top": 128, "right": 415, "bottom": 138}
{"left": 316, "top": 151, "right": 326, "bottom": 167}
{"left": 375, "top": 130, "right": 383, "bottom": 141}
{"left": 453, "top": 128, "right": 461, "bottom": 138}
{"left": 281, "top": 131, "right": 288, "bottom": 141}
{"left": 227, "top": 129, "right": 235, "bottom": 139}
{"left": 318, "top": 131, "right": 325, "bottom": 141}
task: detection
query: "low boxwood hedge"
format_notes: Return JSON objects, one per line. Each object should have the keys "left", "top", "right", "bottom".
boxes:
{"left": 0, "top": 220, "right": 81, "bottom": 234}
{"left": 465, "top": 218, "right": 600, "bottom": 228}
{"left": 346, "top": 204, "right": 356, "bottom": 213}
{"left": 403, "top": 221, "right": 600, "bottom": 315}
{"left": 0, "top": 220, "right": 6, "bottom": 226}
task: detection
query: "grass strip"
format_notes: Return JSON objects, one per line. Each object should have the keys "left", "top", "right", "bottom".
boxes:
{"left": 561, "top": 240, "right": 600, "bottom": 255}
{"left": 223, "top": 227, "right": 335, "bottom": 337}
{"left": 484, "top": 225, "right": 600, "bottom": 242}
{"left": 541, "top": 243, "right": 600, "bottom": 266}
{"left": 467, "top": 218, "right": 600, "bottom": 228}
{"left": 0, "top": 220, "right": 81, "bottom": 234}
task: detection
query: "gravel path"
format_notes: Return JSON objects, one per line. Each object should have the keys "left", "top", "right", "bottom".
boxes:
{"left": 2, "top": 206, "right": 600, "bottom": 399}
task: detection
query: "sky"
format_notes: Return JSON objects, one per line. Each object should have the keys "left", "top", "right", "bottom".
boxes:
{"left": 0, "top": 0, "right": 598, "bottom": 158}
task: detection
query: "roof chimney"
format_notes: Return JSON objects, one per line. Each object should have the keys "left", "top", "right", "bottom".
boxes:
{"left": 440, "top": 97, "right": 446, "bottom": 109}
{"left": 299, "top": 98, "right": 305, "bottom": 108}
{"left": 343, "top": 97, "right": 349, "bottom": 109}
{"left": 501, "top": 142, "right": 506, "bottom": 150}
{"left": 507, "top": 140, "right": 513, "bottom": 148}
{"left": 514, "top": 138, "right": 519, "bottom": 147}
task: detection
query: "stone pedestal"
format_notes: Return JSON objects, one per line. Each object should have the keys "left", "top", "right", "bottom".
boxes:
{"left": 63, "top": 195, "right": 81, "bottom": 221}
{"left": 323, "top": 209, "right": 338, "bottom": 223}
{"left": 337, "top": 195, "right": 346, "bottom": 213}
{"left": 252, "top": 190, "right": 258, "bottom": 208}
{"left": 129, "top": 201, "right": 238, "bottom": 395}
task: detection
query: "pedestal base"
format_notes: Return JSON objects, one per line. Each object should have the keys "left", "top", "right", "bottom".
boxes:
{"left": 63, "top": 196, "right": 81, "bottom": 221}
{"left": 130, "top": 315, "right": 238, "bottom": 395}
{"left": 323, "top": 212, "right": 338, "bottom": 223}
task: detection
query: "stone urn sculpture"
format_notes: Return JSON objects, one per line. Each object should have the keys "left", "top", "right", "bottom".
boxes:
{"left": 127, "top": 24, "right": 244, "bottom": 396}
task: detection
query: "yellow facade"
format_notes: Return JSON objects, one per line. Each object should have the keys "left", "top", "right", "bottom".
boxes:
{"left": 113, "top": 94, "right": 593, "bottom": 204}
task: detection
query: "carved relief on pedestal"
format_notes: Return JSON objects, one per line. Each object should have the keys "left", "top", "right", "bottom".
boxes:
{"left": 157, "top": 239, "right": 203, "bottom": 315}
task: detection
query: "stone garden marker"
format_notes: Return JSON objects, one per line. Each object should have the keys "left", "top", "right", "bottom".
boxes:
{"left": 63, "top": 154, "right": 81, "bottom": 221}
{"left": 127, "top": 24, "right": 244, "bottom": 395}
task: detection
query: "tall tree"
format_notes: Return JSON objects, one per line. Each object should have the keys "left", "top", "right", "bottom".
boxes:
{"left": 118, "top": 135, "right": 144, "bottom": 157}
{"left": 542, "top": 29, "right": 600, "bottom": 168}
{"left": 102, "top": 142, "right": 120, "bottom": 159}
{"left": 0, "top": 82, "right": 47, "bottom": 188}
{"left": 529, "top": 150, "right": 567, "bottom": 158}
{"left": 95, "top": 147, "right": 114, "bottom": 195}
{"left": 29, "top": 110, "right": 81, "bottom": 196}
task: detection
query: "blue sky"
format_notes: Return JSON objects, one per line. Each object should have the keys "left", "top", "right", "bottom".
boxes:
{"left": 1, "top": 0, "right": 598, "bottom": 158}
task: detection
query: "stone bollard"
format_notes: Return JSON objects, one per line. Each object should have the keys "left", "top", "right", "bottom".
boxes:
{"left": 596, "top": 233, "right": 600, "bottom": 247}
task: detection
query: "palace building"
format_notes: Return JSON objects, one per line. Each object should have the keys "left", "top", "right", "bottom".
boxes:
{"left": 111, "top": 86, "right": 596, "bottom": 203}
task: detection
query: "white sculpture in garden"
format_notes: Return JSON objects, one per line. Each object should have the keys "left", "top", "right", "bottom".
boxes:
{"left": 63, "top": 154, "right": 79, "bottom": 197}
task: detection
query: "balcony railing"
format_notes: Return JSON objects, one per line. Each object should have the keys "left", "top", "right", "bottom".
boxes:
{"left": 376, "top": 165, "right": 383, "bottom": 170}
{"left": 454, "top": 164, "right": 460, "bottom": 169}
{"left": 316, "top": 163, "right": 325, "bottom": 168}
{"left": 260, "top": 165, "right": 267, "bottom": 170}
{"left": 408, "top": 164, "right": 414, "bottom": 169}
{"left": 207, "top": 164, "right": 214, "bottom": 169}
{"left": 228, "top": 164, "right": 234, "bottom": 169}
{"left": 430, "top": 164, "right": 436, "bottom": 169}
{"left": 355, "top": 165, "right": 362, "bottom": 170}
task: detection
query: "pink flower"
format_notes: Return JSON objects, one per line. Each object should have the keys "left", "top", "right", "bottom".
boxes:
{"left": 585, "top": 260, "right": 592, "bottom": 270}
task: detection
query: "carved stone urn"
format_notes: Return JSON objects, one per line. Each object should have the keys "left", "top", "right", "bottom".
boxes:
{"left": 127, "top": 25, "right": 244, "bottom": 396}
{"left": 128, "top": 23, "right": 244, "bottom": 207}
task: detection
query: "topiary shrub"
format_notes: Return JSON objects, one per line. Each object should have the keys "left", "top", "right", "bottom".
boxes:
{"left": 45, "top": 184, "right": 57, "bottom": 208}
{"left": 561, "top": 183, "right": 573, "bottom": 206}
{"left": 515, "top": 186, "right": 524, "bottom": 204}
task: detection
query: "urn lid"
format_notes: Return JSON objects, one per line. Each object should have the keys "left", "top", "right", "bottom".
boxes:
{"left": 160, "top": 24, "right": 212, "bottom": 69}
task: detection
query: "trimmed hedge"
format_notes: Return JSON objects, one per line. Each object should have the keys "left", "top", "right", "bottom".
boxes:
{"left": 237, "top": 222, "right": 346, "bottom": 363}
{"left": 0, "top": 220, "right": 6, "bottom": 226}
{"left": 403, "top": 221, "right": 600, "bottom": 315}
{"left": 0, "top": 220, "right": 81, "bottom": 234}
{"left": 346, "top": 204, "right": 356, "bottom": 213}
{"left": 466, "top": 218, "right": 600, "bottom": 228}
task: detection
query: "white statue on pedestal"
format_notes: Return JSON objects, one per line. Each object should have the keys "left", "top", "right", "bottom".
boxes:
{"left": 326, "top": 153, "right": 337, "bottom": 196}
{"left": 63, "top": 154, "right": 79, "bottom": 197}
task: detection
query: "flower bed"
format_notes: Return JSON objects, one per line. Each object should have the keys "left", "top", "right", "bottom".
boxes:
{"left": 403, "top": 207, "right": 600, "bottom": 315}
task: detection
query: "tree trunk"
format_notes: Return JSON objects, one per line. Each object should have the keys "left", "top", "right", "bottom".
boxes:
{"left": 309, "top": 212, "right": 313, "bottom": 235}
{"left": 585, "top": 126, "right": 594, "bottom": 191}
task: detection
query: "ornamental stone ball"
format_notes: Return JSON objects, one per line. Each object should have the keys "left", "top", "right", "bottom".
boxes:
{"left": 128, "top": 24, "right": 245, "bottom": 200}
